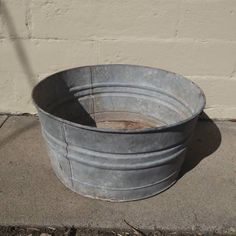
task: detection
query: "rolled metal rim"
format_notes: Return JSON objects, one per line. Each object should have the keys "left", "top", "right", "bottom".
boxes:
{"left": 32, "top": 64, "right": 206, "bottom": 133}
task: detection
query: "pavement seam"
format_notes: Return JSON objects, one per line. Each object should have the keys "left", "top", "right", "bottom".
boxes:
{"left": 62, "top": 122, "right": 74, "bottom": 187}
{"left": 0, "top": 115, "right": 9, "bottom": 129}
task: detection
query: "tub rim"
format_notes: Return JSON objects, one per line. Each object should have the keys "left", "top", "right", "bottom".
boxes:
{"left": 32, "top": 64, "right": 206, "bottom": 134}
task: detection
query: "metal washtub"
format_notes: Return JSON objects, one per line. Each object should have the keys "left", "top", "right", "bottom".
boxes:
{"left": 32, "top": 64, "right": 206, "bottom": 201}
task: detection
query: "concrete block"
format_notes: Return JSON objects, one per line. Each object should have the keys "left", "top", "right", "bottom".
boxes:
{"left": 0, "top": 71, "right": 36, "bottom": 113}
{"left": 189, "top": 77, "right": 236, "bottom": 119}
{"left": 204, "top": 107, "right": 236, "bottom": 120}
{"left": 31, "top": 0, "right": 180, "bottom": 39}
{"left": 0, "top": 0, "right": 30, "bottom": 38}
{"left": 189, "top": 77, "right": 236, "bottom": 108}
{"left": 98, "top": 40, "right": 236, "bottom": 76}
{"left": 0, "top": 39, "right": 97, "bottom": 74}
{"left": 178, "top": 0, "right": 236, "bottom": 40}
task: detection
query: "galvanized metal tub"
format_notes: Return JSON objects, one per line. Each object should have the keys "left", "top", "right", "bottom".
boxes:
{"left": 32, "top": 64, "right": 205, "bottom": 202}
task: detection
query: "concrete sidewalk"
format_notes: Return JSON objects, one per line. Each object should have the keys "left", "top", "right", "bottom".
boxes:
{"left": 0, "top": 115, "right": 235, "bottom": 233}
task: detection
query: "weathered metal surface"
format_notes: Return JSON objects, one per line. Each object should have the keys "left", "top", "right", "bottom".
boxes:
{"left": 32, "top": 64, "right": 205, "bottom": 201}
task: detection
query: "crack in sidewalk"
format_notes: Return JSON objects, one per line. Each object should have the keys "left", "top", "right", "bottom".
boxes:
{"left": 0, "top": 115, "right": 9, "bottom": 129}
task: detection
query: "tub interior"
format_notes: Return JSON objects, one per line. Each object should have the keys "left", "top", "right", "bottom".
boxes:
{"left": 33, "top": 65, "right": 205, "bottom": 130}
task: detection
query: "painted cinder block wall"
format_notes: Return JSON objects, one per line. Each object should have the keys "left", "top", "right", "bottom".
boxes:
{"left": 0, "top": 0, "right": 236, "bottom": 119}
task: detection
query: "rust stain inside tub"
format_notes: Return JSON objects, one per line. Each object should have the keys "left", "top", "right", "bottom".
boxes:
{"left": 96, "top": 120, "right": 155, "bottom": 129}
{"left": 93, "top": 111, "right": 165, "bottom": 130}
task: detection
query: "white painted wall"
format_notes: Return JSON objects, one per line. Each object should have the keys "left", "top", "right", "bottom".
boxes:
{"left": 0, "top": 0, "right": 236, "bottom": 119}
